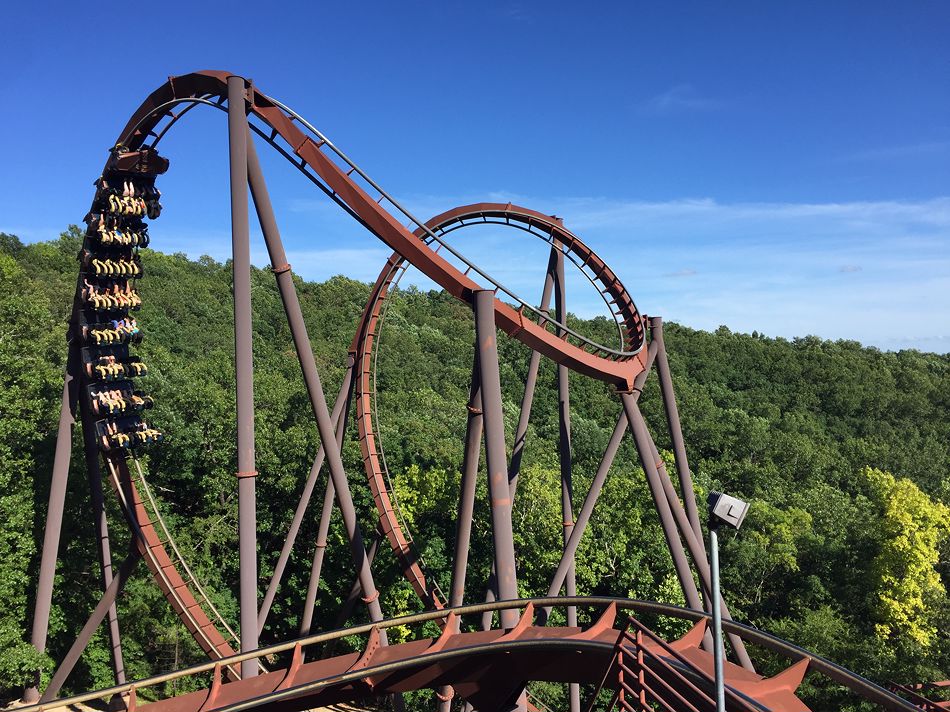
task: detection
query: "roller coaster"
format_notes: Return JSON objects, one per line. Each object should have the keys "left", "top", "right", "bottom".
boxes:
{"left": 19, "top": 71, "right": 930, "bottom": 712}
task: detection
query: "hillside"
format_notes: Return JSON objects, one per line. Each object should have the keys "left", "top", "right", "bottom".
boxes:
{"left": 0, "top": 228, "right": 947, "bottom": 709}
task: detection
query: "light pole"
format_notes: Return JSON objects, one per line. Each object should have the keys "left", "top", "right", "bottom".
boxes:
{"left": 707, "top": 491, "right": 750, "bottom": 712}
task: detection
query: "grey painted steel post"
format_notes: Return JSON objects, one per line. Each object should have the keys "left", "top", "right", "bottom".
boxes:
{"left": 450, "top": 362, "right": 482, "bottom": 608}
{"left": 553, "top": 245, "right": 580, "bottom": 712}
{"left": 257, "top": 363, "right": 354, "bottom": 633}
{"left": 507, "top": 255, "right": 556, "bottom": 492}
{"left": 79, "top": 413, "right": 125, "bottom": 688}
{"left": 621, "top": 394, "right": 704, "bottom": 611}
{"left": 473, "top": 290, "right": 520, "bottom": 629}
{"left": 24, "top": 348, "right": 79, "bottom": 702}
{"left": 481, "top": 266, "right": 555, "bottom": 632}
{"left": 228, "top": 75, "right": 259, "bottom": 679}
{"left": 645, "top": 430, "right": 754, "bottom": 670}
{"left": 39, "top": 549, "right": 141, "bottom": 703}
{"left": 651, "top": 317, "right": 703, "bottom": 540}
{"left": 539, "top": 339, "right": 657, "bottom": 624}
{"left": 244, "top": 128, "right": 386, "bottom": 634}
{"left": 711, "top": 525, "right": 726, "bottom": 712}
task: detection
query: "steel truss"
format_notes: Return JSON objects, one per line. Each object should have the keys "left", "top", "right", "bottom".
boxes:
{"left": 22, "top": 71, "right": 919, "bottom": 712}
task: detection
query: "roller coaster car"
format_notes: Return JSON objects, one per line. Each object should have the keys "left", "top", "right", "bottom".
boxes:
{"left": 93, "top": 177, "right": 161, "bottom": 219}
{"left": 79, "top": 249, "right": 143, "bottom": 278}
{"left": 95, "top": 415, "right": 163, "bottom": 452}
{"left": 79, "top": 246, "right": 141, "bottom": 265}
{"left": 87, "top": 380, "right": 153, "bottom": 416}
{"left": 78, "top": 313, "right": 143, "bottom": 347}
{"left": 85, "top": 214, "right": 150, "bottom": 248}
{"left": 80, "top": 280, "right": 142, "bottom": 313}
{"left": 104, "top": 147, "right": 169, "bottom": 177}
{"left": 82, "top": 327, "right": 143, "bottom": 347}
{"left": 82, "top": 346, "right": 148, "bottom": 381}
{"left": 87, "top": 359, "right": 148, "bottom": 382}
{"left": 97, "top": 175, "right": 160, "bottom": 197}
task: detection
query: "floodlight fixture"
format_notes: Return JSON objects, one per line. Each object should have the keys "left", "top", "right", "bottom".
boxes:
{"left": 708, "top": 491, "right": 750, "bottom": 530}
{"left": 707, "top": 490, "right": 750, "bottom": 712}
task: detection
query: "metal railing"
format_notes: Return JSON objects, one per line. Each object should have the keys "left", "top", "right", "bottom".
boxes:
{"left": 267, "top": 95, "right": 644, "bottom": 361}
{"left": 125, "top": 88, "right": 645, "bottom": 364}
{"left": 23, "top": 596, "right": 916, "bottom": 712}
{"left": 592, "top": 617, "right": 762, "bottom": 712}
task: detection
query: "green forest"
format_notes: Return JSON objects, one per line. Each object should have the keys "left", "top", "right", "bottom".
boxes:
{"left": 0, "top": 228, "right": 948, "bottom": 710}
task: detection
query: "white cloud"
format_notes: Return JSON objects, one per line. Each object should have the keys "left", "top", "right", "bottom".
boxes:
{"left": 640, "top": 84, "right": 721, "bottom": 115}
{"left": 281, "top": 247, "right": 394, "bottom": 282}
{"left": 14, "top": 190, "right": 946, "bottom": 353}
{"left": 369, "top": 194, "right": 950, "bottom": 353}
{"left": 843, "top": 140, "right": 950, "bottom": 162}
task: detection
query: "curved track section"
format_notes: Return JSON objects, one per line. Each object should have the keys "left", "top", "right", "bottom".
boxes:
{"left": 67, "top": 140, "right": 244, "bottom": 676}
{"left": 69, "top": 70, "right": 652, "bottom": 678}
{"left": 21, "top": 599, "right": 918, "bottom": 712}
{"left": 116, "top": 71, "right": 648, "bottom": 390}
{"left": 350, "top": 203, "right": 643, "bottom": 611}
{"left": 41, "top": 70, "right": 916, "bottom": 712}
{"left": 105, "top": 456, "right": 241, "bottom": 674}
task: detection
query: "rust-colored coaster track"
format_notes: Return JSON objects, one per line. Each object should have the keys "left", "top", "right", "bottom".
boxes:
{"left": 106, "top": 456, "right": 241, "bottom": 674}
{"left": 114, "top": 71, "right": 649, "bottom": 388}
{"left": 22, "top": 70, "right": 922, "bottom": 712}
{"left": 21, "top": 598, "right": 916, "bottom": 712}
{"left": 351, "top": 203, "right": 650, "bottom": 613}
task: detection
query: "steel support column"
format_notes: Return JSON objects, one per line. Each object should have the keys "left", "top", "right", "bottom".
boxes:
{"left": 295, "top": 365, "right": 353, "bottom": 640}
{"left": 553, "top": 247, "right": 578, "bottom": 604}
{"left": 24, "top": 345, "right": 79, "bottom": 702}
{"left": 540, "top": 414, "right": 626, "bottom": 623}
{"left": 507, "top": 253, "right": 556, "bottom": 491}
{"left": 539, "top": 338, "right": 657, "bottom": 623}
{"left": 621, "top": 394, "right": 704, "bottom": 612}
{"left": 473, "top": 290, "right": 519, "bottom": 629}
{"left": 299, "top": 474, "right": 336, "bottom": 637}
{"left": 257, "top": 363, "right": 354, "bottom": 633}
{"left": 645, "top": 430, "right": 754, "bottom": 671}
{"left": 439, "top": 361, "right": 483, "bottom": 712}
{"left": 481, "top": 264, "right": 555, "bottom": 632}
{"left": 39, "top": 548, "right": 141, "bottom": 703}
{"left": 450, "top": 360, "right": 483, "bottom": 608}
{"left": 332, "top": 533, "right": 382, "bottom": 631}
{"left": 646, "top": 319, "right": 758, "bottom": 667}
{"left": 244, "top": 128, "right": 385, "bottom": 636}
{"left": 651, "top": 317, "right": 703, "bottom": 540}
{"left": 296, "top": 364, "right": 353, "bottom": 640}
{"left": 227, "top": 75, "right": 259, "bottom": 679}
{"left": 553, "top": 244, "right": 580, "bottom": 712}
{"left": 79, "top": 406, "right": 125, "bottom": 688}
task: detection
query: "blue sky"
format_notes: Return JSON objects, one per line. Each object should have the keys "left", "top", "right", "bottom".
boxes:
{"left": 2, "top": 1, "right": 948, "bottom": 351}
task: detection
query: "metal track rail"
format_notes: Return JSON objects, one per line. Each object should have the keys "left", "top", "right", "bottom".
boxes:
{"left": 55, "top": 138, "right": 247, "bottom": 683}
{"left": 105, "top": 456, "right": 245, "bottom": 678}
{"left": 22, "top": 597, "right": 916, "bottom": 712}
{"left": 30, "top": 70, "right": 917, "bottom": 712}
{"left": 113, "top": 71, "right": 648, "bottom": 390}
{"left": 350, "top": 203, "right": 645, "bottom": 613}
